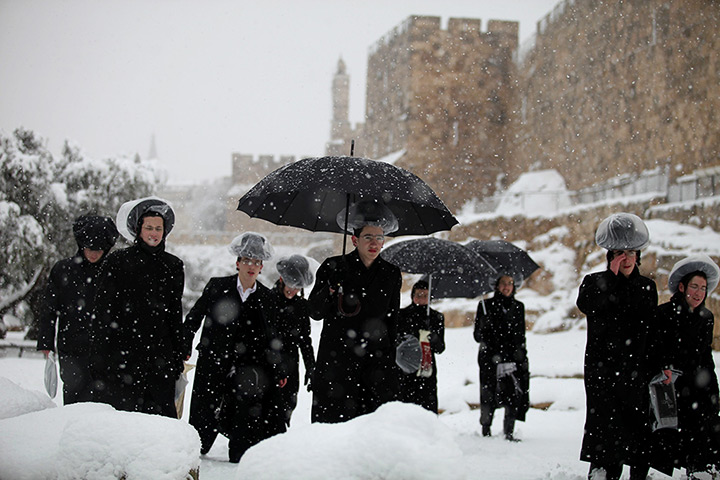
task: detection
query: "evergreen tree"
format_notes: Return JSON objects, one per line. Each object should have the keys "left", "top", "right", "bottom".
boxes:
{"left": 0, "top": 127, "right": 162, "bottom": 332}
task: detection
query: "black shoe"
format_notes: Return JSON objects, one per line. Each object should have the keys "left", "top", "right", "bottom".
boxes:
{"left": 504, "top": 433, "right": 521, "bottom": 442}
{"left": 482, "top": 426, "right": 491, "bottom": 437}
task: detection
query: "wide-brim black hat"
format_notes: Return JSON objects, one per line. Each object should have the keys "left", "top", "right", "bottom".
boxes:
{"left": 595, "top": 212, "right": 650, "bottom": 250}
{"left": 116, "top": 196, "right": 175, "bottom": 242}
{"left": 668, "top": 254, "right": 720, "bottom": 294}
{"left": 72, "top": 215, "right": 119, "bottom": 251}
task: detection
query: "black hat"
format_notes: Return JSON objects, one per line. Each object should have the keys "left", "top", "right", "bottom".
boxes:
{"left": 72, "top": 215, "right": 119, "bottom": 251}
{"left": 116, "top": 197, "right": 175, "bottom": 241}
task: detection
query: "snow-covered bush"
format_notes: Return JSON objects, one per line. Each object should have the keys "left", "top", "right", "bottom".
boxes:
{"left": 0, "top": 127, "right": 163, "bottom": 327}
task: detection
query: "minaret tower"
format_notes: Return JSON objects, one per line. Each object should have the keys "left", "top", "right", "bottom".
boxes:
{"left": 325, "top": 57, "right": 352, "bottom": 156}
{"left": 148, "top": 133, "right": 158, "bottom": 160}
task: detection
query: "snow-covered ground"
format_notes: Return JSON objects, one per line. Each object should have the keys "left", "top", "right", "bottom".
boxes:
{"left": 1, "top": 326, "right": 590, "bottom": 480}
{"left": 2, "top": 214, "right": 720, "bottom": 479}
{"left": 4, "top": 324, "right": 720, "bottom": 479}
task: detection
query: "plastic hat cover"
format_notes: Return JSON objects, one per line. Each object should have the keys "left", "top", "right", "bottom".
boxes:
{"left": 336, "top": 199, "right": 399, "bottom": 234}
{"left": 276, "top": 254, "right": 314, "bottom": 289}
{"left": 116, "top": 196, "right": 175, "bottom": 242}
{"left": 228, "top": 232, "right": 274, "bottom": 261}
{"left": 667, "top": 253, "right": 720, "bottom": 294}
{"left": 595, "top": 212, "right": 650, "bottom": 250}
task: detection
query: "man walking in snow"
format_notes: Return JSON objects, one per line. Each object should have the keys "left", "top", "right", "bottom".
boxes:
{"left": 90, "top": 197, "right": 185, "bottom": 418}
{"left": 308, "top": 200, "right": 402, "bottom": 423}
{"left": 37, "top": 214, "right": 118, "bottom": 404}
{"left": 183, "top": 232, "right": 286, "bottom": 463}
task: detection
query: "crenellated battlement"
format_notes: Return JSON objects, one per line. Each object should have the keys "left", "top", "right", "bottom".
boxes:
{"left": 370, "top": 15, "right": 518, "bottom": 56}
{"left": 231, "top": 153, "right": 297, "bottom": 186}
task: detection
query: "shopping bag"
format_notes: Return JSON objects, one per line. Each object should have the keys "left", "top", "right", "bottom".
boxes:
{"left": 175, "top": 362, "right": 195, "bottom": 419}
{"left": 649, "top": 370, "right": 681, "bottom": 431}
{"left": 396, "top": 335, "right": 422, "bottom": 374}
{"left": 417, "top": 329, "right": 433, "bottom": 378}
{"left": 44, "top": 352, "right": 58, "bottom": 399}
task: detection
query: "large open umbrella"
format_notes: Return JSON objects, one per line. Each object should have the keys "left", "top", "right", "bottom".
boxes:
{"left": 236, "top": 156, "right": 458, "bottom": 238}
{"left": 381, "top": 238, "right": 498, "bottom": 302}
{"left": 465, "top": 240, "right": 540, "bottom": 286}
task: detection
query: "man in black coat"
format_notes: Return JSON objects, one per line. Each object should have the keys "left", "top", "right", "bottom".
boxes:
{"left": 396, "top": 280, "right": 446, "bottom": 413}
{"left": 272, "top": 255, "right": 316, "bottom": 426}
{"left": 90, "top": 198, "right": 185, "bottom": 418}
{"left": 36, "top": 215, "right": 118, "bottom": 404}
{"left": 645, "top": 256, "right": 720, "bottom": 477}
{"left": 474, "top": 275, "right": 529, "bottom": 441}
{"left": 577, "top": 249, "right": 657, "bottom": 480}
{"left": 308, "top": 201, "right": 402, "bottom": 424}
{"left": 183, "top": 232, "right": 286, "bottom": 463}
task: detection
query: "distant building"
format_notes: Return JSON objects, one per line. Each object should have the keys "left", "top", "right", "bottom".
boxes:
{"left": 167, "top": 2, "right": 720, "bottom": 246}
{"left": 331, "top": 16, "right": 520, "bottom": 211}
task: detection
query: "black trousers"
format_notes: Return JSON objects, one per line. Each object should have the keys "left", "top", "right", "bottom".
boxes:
{"left": 188, "top": 354, "right": 227, "bottom": 452}
{"left": 58, "top": 352, "right": 93, "bottom": 404}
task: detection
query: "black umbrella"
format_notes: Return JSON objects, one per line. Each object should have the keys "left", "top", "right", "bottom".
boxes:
{"left": 381, "top": 237, "right": 498, "bottom": 300}
{"left": 236, "top": 156, "right": 458, "bottom": 237}
{"left": 465, "top": 240, "right": 540, "bottom": 286}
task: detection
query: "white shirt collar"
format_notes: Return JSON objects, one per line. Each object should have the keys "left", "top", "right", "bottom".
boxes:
{"left": 236, "top": 276, "right": 257, "bottom": 302}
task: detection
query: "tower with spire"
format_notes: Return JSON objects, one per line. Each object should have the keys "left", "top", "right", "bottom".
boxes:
{"left": 148, "top": 133, "right": 158, "bottom": 160}
{"left": 325, "top": 57, "right": 363, "bottom": 156}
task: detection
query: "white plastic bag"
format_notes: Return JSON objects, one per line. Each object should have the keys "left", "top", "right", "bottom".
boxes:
{"left": 44, "top": 352, "right": 58, "bottom": 399}
{"left": 174, "top": 363, "right": 195, "bottom": 419}
{"left": 649, "top": 370, "right": 681, "bottom": 431}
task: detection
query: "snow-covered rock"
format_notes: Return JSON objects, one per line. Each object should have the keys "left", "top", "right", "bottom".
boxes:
{"left": 0, "top": 376, "right": 55, "bottom": 420}
{"left": 0, "top": 402, "right": 201, "bottom": 480}
{"left": 237, "top": 401, "right": 464, "bottom": 480}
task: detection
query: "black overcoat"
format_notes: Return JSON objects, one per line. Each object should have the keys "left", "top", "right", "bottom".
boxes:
{"left": 396, "top": 303, "right": 445, "bottom": 413}
{"left": 37, "top": 249, "right": 105, "bottom": 403}
{"left": 271, "top": 284, "right": 315, "bottom": 425}
{"left": 473, "top": 292, "right": 530, "bottom": 421}
{"left": 183, "top": 275, "right": 247, "bottom": 449}
{"left": 645, "top": 292, "right": 720, "bottom": 474}
{"left": 308, "top": 249, "right": 402, "bottom": 423}
{"left": 576, "top": 267, "right": 657, "bottom": 467}
{"left": 90, "top": 242, "right": 184, "bottom": 418}
{"left": 220, "top": 281, "right": 286, "bottom": 461}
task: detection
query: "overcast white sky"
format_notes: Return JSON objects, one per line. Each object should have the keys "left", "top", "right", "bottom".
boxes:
{"left": 0, "top": 0, "right": 559, "bottom": 184}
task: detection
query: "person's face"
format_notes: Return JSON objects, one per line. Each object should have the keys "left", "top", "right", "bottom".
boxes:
{"left": 352, "top": 226, "right": 385, "bottom": 263}
{"left": 283, "top": 283, "right": 300, "bottom": 299}
{"left": 679, "top": 275, "right": 707, "bottom": 310}
{"left": 83, "top": 248, "right": 104, "bottom": 264}
{"left": 237, "top": 257, "right": 263, "bottom": 286}
{"left": 139, "top": 216, "right": 164, "bottom": 247}
{"left": 612, "top": 250, "right": 638, "bottom": 276}
{"left": 497, "top": 276, "right": 515, "bottom": 297}
{"left": 412, "top": 288, "right": 429, "bottom": 306}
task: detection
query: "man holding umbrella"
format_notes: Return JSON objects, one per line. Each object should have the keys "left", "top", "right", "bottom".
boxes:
{"left": 308, "top": 199, "right": 402, "bottom": 423}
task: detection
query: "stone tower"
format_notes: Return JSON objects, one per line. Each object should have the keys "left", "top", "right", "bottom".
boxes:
{"left": 362, "top": 16, "right": 519, "bottom": 211}
{"left": 325, "top": 58, "right": 353, "bottom": 156}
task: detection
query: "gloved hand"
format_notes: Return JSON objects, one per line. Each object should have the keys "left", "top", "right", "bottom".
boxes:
{"left": 395, "top": 335, "right": 422, "bottom": 374}
{"left": 496, "top": 362, "right": 517, "bottom": 378}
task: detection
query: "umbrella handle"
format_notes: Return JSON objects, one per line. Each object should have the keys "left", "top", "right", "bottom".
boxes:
{"left": 337, "top": 286, "right": 361, "bottom": 317}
